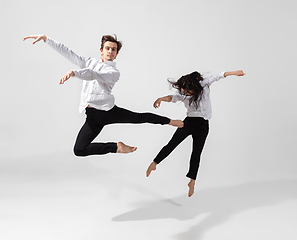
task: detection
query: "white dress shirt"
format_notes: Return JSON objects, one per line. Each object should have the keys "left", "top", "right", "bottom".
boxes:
{"left": 170, "top": 72, "right": 225, "bottom": 120}
{"left": 46, "top": 37, "right": 120, "bottom": 112}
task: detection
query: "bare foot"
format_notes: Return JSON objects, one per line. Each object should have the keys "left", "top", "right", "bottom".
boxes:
{"left": 146, "top": 161, "right": 157, "bottom": 177}
{"left": 169, "top": 119, "right": 184, "bottom": 128}
{"left": 116, "top": 142, "right": 137, "bottom": 153}
{"left": 188, "top": 179, "right": 195, "bottom": 197}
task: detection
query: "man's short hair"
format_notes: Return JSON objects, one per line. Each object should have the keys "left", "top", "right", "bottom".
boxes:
{"left": 100, "top": 35, "right": 122, "bottom": 53}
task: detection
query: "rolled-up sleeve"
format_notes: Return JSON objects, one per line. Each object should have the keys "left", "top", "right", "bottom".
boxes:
{"left": 170, "top": 93, "right": 184, "bottom": 103}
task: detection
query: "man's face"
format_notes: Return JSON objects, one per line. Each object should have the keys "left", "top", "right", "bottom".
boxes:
{"left": 100, "top": 41, "right": 118, "bottom": 62}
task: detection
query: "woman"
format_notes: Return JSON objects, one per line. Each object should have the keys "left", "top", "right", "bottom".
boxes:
{"left": 146, "top": 70, "right": 245, "bottom": 197}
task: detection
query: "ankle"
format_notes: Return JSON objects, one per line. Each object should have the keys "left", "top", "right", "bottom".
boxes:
{"left": 189, "top": 179, "right": 195, "bottom": 185}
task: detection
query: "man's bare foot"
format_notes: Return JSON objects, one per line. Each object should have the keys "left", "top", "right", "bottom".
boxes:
{"left": 116, "top": 142, "right": 137, "bottom": 153}
{"left": 188, "top": 179, "right": 195, "bottom": 197}
{"left": 146, "top": 161, "right": 157, "bottom": 177}
{"left": 169, "top": 119, "right": 184, "bottom": 128}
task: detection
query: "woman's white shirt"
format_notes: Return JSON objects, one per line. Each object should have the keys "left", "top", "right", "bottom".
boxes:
{"left": 170, "top": 72, "right": 225, "bottom": 120}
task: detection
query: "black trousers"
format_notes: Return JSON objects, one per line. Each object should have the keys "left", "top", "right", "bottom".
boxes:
{"left": 153, "top": 117, "right": 209, "bottom": 180}
{"left": 73, "top": 106, "right": 170, "bottom": 156}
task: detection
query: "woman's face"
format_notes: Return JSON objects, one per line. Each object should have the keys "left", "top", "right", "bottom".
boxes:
{"left": 181, "top": 88, "right": 194, "bottom": 96}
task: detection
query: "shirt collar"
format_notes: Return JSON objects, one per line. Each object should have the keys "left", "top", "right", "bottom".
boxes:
{"left": 99, "top": 59, "right": 116, "bottom": 67}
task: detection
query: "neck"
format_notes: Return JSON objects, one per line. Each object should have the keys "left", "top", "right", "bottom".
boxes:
{"left": 101, "top": 57, "right": 114, "bottom": 62}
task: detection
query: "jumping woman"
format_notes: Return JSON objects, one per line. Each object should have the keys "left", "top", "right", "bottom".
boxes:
{"left": 23, "top": 34, "right": 184, "bottom": 156}
{"left": 146, "top": 70, "right": 245, "bottom": 197}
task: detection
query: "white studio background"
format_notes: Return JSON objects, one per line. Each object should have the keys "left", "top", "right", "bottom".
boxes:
{"left": 1, "top": 0, "right": 297, "bottom": 240}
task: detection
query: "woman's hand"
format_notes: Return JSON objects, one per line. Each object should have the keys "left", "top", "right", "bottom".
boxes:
{"left": 234, "top": 70, "right": 245, "bottom": 76}
{"left": 224, "top": 70, "right": 245, "bottom": 77}
{"left": 23, "top": 34, "right": 47, "bottom": 44}
{"left": 153, "top": 96, "right": 172, "bottom": 108}
{"left": 153, "top": 98, "right": 162, "bottom": 108}
{"left": 59, "top": 70, "right": 75, "bottom": 84}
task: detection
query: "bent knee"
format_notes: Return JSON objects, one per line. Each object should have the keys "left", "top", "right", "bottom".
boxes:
{"left": 73, "top": 147, "right": 86, "bottom": 157}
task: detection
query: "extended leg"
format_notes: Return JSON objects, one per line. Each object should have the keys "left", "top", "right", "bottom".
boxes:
{"left": 146, "top": 124, "right": 191, "bottom": 177}
{"left": 154, "top": 127, "right": 190, "bottom": 164}
{"left": 108, "top": 106, "right": 183, "bottom": 127}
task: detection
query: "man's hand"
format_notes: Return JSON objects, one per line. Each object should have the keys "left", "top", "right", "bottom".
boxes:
{"left": 23, "top": 34, "right": 47, "bottom": 44}
{"left": 59, "top": 71, "right": 75, "bottom": 84}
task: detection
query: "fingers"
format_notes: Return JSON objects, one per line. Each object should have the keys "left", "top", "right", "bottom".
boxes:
{"left": 23, "top": 35, "right": 37, "bottom": 41}
{"left": 23, "top": 35, "right": 43, "bottom": 44}
{"left": 153, "top": 100, "right": 161, "bottom": 108}
{"left": 239, "top": 70, "right": 245, "bottom": 76}
{"left": 32, "top": 38, "right": 40, "bottom": 45}
{"left": 59, "top": 71, "right": 73, "bottom": 84}
{"left": 23, "top": 36, "right": 34, "bottom": 41}
{"left": 60, "top": 78, "right": 67, "bottom": 84}
{"left": 59, "top": 74, "right": 68, "bottom": 84}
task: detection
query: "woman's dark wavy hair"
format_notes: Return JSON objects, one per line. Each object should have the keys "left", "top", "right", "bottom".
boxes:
{"left": 168, "top": 71, "right": 204, "bottom": 109}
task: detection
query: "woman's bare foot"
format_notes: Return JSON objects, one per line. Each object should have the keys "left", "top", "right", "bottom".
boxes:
{"left": 188, "top": 179, "right": 196, "bottom": 197}
{"left": 116, "top": 142, "right": 137, "bottom": 153}
{"left": 146, "top": 161, "right": 157, "bottom": 177}
{"left": 169, "top": 119, "right": 184, "bottom": 128}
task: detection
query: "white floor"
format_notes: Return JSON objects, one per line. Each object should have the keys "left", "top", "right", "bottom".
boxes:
{"left": 1, "top": 153, "right": 297, "bottom": 240}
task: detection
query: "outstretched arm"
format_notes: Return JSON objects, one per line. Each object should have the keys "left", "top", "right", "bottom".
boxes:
{"left": 200, "top": 70, "right": 245, "bottom": 87}
{"left": 59, "top": 68, "right": 120, "bottom": 85}
{"left": 224, "top": 70, "right": 245, "bottom": 77}
{"left": 23, "top": 34, "right": 88, "bottom": 68}
{"left": 153, "top": 95, "right": 172, "bottom": 108}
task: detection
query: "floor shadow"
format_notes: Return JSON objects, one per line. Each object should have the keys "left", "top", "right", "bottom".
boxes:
{"left": 112, "top": 178, "right": 297, "bottom": 239}
{"left": 3, "top": 155, "right": 297, "bottom": 240}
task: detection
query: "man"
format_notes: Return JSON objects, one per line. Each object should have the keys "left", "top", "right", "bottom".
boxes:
{"left": 23, "top": 34, "right": 184, "bottom": 156}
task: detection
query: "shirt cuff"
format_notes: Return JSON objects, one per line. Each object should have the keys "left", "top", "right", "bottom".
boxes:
{"left": 45, "top": 36, "right": 52, "bottom": 45}
{"left": 72, "top": 70, "right": 78, "bottom": 77}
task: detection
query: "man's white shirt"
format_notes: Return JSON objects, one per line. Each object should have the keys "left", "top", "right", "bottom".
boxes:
{"left": 46, "top": 37, "right": 120, "bottom": 112}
